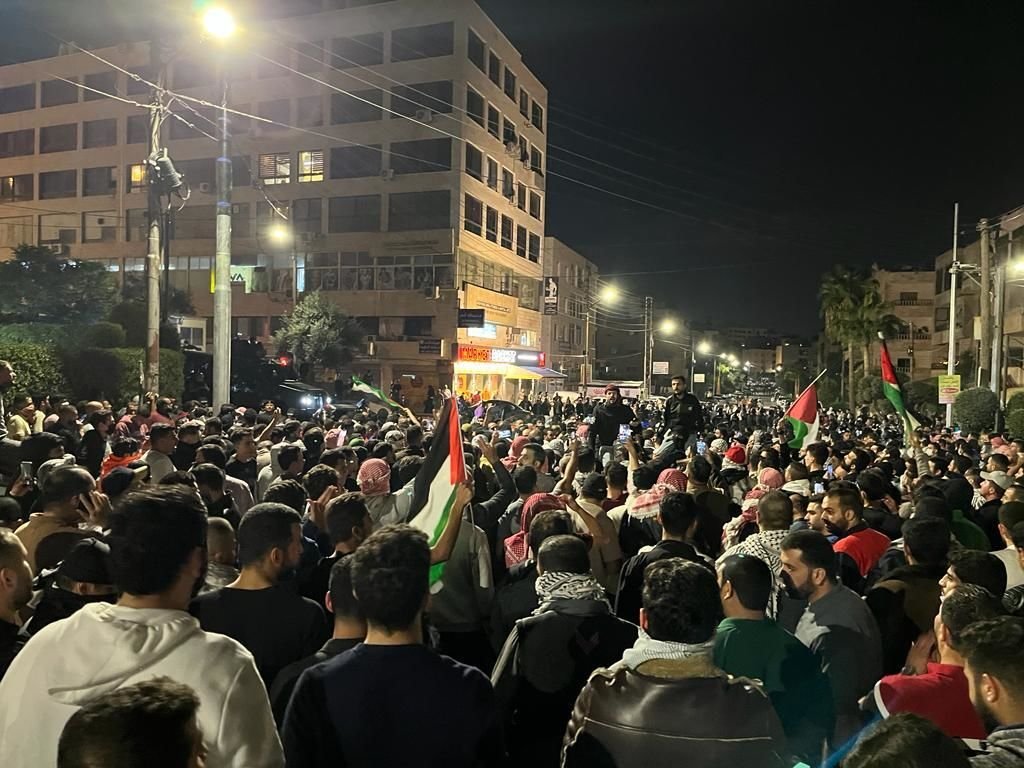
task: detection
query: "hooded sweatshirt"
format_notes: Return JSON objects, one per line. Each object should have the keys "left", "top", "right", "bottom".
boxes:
{"left": 971, "top": 726, "right": 1024, "bottom": 767}
{"left": 0, "top": 602, "right": 283, "bottom": 768}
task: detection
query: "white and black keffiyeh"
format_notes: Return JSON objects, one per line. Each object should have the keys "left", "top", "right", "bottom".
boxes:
{"left": 533, "top": 571, "right": 610, "bottom": 614}
{"left": 620, "top": 628, "right": 716, "bottom": 670}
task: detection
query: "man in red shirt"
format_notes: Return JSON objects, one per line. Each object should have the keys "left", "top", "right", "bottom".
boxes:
{"left": 864, "top": 584, "right": 1002, "bottom": 739}
{"left": 822, "top": 485, "right": 891, "bottom": 592}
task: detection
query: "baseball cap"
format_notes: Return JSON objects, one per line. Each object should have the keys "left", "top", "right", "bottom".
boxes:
{"left": 59, "top": 538, "right": 114, "bottom": 586}
{"left": 981, "top": 470, "right": 1013, "bottom": 491}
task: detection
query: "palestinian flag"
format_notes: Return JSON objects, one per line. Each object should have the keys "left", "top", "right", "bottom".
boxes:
{"left": 409, "top": 397, "right": 466, "bottom": 585}
{"left": 351, "top": 376, "right": 402, "bottom": 409}
{"left": 879, "top": 333, "right": 921, "bottom": 432}
{"left": 786, "top": 384, "right": 820, "bottom": 450}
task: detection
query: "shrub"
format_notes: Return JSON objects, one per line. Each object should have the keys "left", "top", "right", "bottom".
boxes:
{"left": 108, "top": 302, "right": 181, "bottom": 349}
{"left": 79, "top": 322, "right": 126, "bottom": 349}
{"left": 1005, "top": 410, "right": 1024, "bottom": 441}
{"left": 0, "top": 324, "right": 71, "bottom": 346}
{"left": 0, "top": 342, "right": 69, "bottom": 397}
{"left": 61, "top": 347, "right": 183, "bottom": 405}
{"left": 906, "top": 379, "right": 940, "bottom": 419}
{"left": 1006, "top": 391, "right": 1024, "bottom": 415}
{"left": 951, "top": 387, "right": 999, "bottom": 434}
{"left": 109, "top": 348, "right": 184, "bottom": 404}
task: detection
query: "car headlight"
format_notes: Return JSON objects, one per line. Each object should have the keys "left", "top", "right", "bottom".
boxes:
{"left": 300, "top": 396, "right": 313, "bottom": 406}
{"left": 325, "top": 396, "right": 332, "bottom": 405}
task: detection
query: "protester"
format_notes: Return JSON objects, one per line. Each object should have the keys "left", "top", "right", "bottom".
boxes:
{"left": 142, "top": 423, "right": 178, "bottom": 483}
{"left": 14, "top": 464, "right": 98, "bottom": 572}
{"left": 563, "top": 558, "right": 786, "bottom": 766}
{"left": 843, "top": 712, "right": 971, "bottom": 768}
{"left": 23, "top": 536, "right": 117, "bottom": 637}
{"left": 0, "top": 485, "right": 283, "bottom": 768}
{"left": 960, "top": 616, "right": 1024, "bottom": 766}
{"left": 0, "top": 530, "right": 31, "bottom": 679}
{"left": 719, "top": 490, "right": 793, "bottom": 618}
{"left": 992, "top": 501, "right": 1024, "bottom": 589}
{"left": 940, "top": 550, "right": 1008, "bottom": 600}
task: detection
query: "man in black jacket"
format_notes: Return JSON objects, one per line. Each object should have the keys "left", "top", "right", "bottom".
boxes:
{"left": 663, "top": 375, "right": 704, "bottom": 444}
{"left": 588, "top": 386, "right": 636, "bottom": 453}
{"left": 492, "top": 535, "right": 638, "bottom": 766}
{"left": 615, "top": 491, "right": 706, "bottom": 624}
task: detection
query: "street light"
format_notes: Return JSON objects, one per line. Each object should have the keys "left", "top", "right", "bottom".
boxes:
{"left": 698, "top": 340, "right": 712, "bottom": 355}
{"left": 202, "top": 7, "right": 236, "bottom": 38}
{"left": 268, "top": 225, "right": 289, "bottom": 244}
{"left": 659, "top": 318, "right": 677, "bottom": 335}
{"left": 599, "top": 284, "right": 619, "bottom": 304}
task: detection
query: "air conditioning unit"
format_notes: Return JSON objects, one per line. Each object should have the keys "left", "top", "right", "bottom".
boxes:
{"left": 504, "top": 140, "right": 518, "bottom": 155}
{"left": 381, "top": 168, "right": 395, "bottom": 181}
{"left": 414, "top": 108, "right": 434, "bottom": 123}
{"left": 41, "top": 242, "right": 70, "bottom": 256}
{"left": 198, "top": 182, "right": 212, "bottom": 193}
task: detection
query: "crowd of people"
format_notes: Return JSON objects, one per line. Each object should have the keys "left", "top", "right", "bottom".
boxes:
{"left": 1, "top": 356, "right": 1024, "bottom": 767}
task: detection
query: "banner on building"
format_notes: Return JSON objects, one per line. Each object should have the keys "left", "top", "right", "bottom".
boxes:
{"left": 651, "top": 361, "right": 669, "bottom": 375}
{"left": 938, "top": 374, "right": 961, "bottom": 405}
{"left": 543, "top": 276, "right": 559, "bottom": 315}
{"left": 458, "top": 309, "right": 485, "bottom": 328}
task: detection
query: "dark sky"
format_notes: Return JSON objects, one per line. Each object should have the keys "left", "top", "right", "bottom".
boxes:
{"left": 4, "top": 0, "right": 1024, "bottom": 333}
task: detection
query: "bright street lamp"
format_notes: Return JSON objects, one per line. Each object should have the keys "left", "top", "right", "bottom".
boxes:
{"left": 268, "top": 224, "right": 290, "bottom": 244}
{"left": 698, "top": 340, "right": 712, "bottom": 355}
{"left": 659, "top": 318, "right": 677, "bottom": 335}
{"left": 202, "top": 7, "right": 236, "bottom": 39}
{"left": 599, "top": 284, "right": 619, "bottom": 304}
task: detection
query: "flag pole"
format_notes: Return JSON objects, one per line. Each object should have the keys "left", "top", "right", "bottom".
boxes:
{"left": 792, "top": 368, "right": 828, "bottom": 404}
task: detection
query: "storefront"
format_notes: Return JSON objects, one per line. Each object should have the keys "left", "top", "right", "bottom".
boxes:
{"left": 454, "top": 344, "right": 565, "bottom": 401}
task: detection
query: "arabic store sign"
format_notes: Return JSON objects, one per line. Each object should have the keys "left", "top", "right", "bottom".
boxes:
{"left": 457, "top": 345, "right": 546, "bottom": 367}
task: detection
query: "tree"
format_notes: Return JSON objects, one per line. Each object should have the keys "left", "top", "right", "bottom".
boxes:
{"left": 951, "top": 387, "right": 999, "bottom": 434}
{"left": 0, "top": 244, "right": 118, "bottom": 325}
{"left": 273, "top": 292, "right": 365, "bottom": 381}
{"left": 820, "top": 266, "right": 867, "bottom": 411}
{"left": 108, "top": 302, "right": 182, "bottom": 350}
{"left": 121, "top": 273, "right": 195, "bottom": 316}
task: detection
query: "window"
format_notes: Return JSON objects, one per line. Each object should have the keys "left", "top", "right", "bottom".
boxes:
{"left": 41, "top": 78, "right": 78, "bottom": 107}
{"left": 516, "top": 224, "right": 527, "bottom": 257}
{"left": 39, "top": 170, "right": 77, "bottom": 199}
{"left": 40, "top": 123, "right": 77, "bottom": 153}
{"left": 82, "top": 166, "right": 116, "bottom": 196}
{"left": 83, "top": 118, "right": 117, "bottom": 148}
{"left": 257, "top": 99, "right": 290, "bottom": 130}
{"left": 388, "top": 190, "right": 450, "bottom": 231}
{"left": 518, "top": 135, "right": 529, "bottom": 163}
{"left": 529, "top": 191, "right": 542, "bottom": 220}
{"left": 485, "top": 206, "right": 498, "bottom": 242}
{"left": 258, "top": 153, "right": 291, "bottom": 185}
{"left": 127, "top": 163, "right": 147, "bottom": 192}
{"left": 39, "top": 213, "right": 78, "bottom": 246}
{"left": 391, "top": 21, "right": 454, "bottom": 61}
{"left": 531, "top": 101, "right": 544, "bottom": 132}
{"left": 83, "top": 211, "right": 118, "bottom": 243}
{"left": 528, "top": 232, "right": 540, "bottom": 262}
{"left": 504, "top": 69, "right": 517, "bottom": 101}
{"left": 486, "top": 157, "right": 498, "bottom": 189}
{"left": 488, "top": 52, "right": 501, "bottom": 86}
{"left": 466, "top": 86, "right": 484, "bottom": 127}
{"left": 464, "top": 194, "right": 483, "bottom": 236}
{"left": 487, "top": 104, "right": 500, "bottom": 138}
{"left": 125, "top": 209, "right": 148, "bottom": 241}
{"left": 292, "top": 198, "right": 322, "bottom": 234}
{"left": 84, "top": 72, "right": 116, "bottom": 101}
{"left": 330, "top": 33, "right": 384, "bottom": 69}
{"left": 296, "top": 95, "right": 323, "bottom": 127}
{"left": 328, "top": 195, "right": 381, "bottom": 232}
{"left": 296, "top": 41, "right": 324, "bottom": 73}
{"left": 501, "top": 168, "right": 514, "bottom": 198}
{"left": 127, "top": 114, "right": 148, "bottom": 144}
{"left": 298, "top": 150, "right": 324, "bottom": 182}
{"left": 500, "top": 215, "right": 513, "bottom": 249}
{"left": 899, "top": 291, "right": 919, "bottom": 305}
{"left": 169, "top": 107, "right": 215, "bottom": 139}
{"left": 330, "top": 145, "right": 381, "bottom": 178}
{"left": 232, "top": 156, "right": 251, "bottom": 187}
{"left": 178, "top": 158, "right": 215, "bottom": 187}
{"left": 390, "top": 81, "right": 453, "bottom": 118}
{"left": 502, "top": 117, "right": 516, "bottom": 144}
{"left": 0, "top": 129, "right": 33, "bottom": 158}
{"left": 175, "top": 205, "right": 216, "bottom": 239}
{"left": 330, "top": 89, "right": 383, "bottom": 124}
{"left": 403, "top": 317, "right": 433, "bottom": 337}
{"left": 517, "top": 182, "right": 527, "bottom": 210}
{"left": 0, "top": 174, "right": 33, "bottom": 201}
{"left": 519, "top": 88, "right": 530, "bottom": 118}
{"left": 465, "top": 143, "right": 483, "bottom": 181}
{"left": 468, "top": 29, "right": 486, "bottom": 72}
{"left": 126, "top": 66, "right": 156, "bottom": 95}
{"left": 530, "top": 146, "right": 544, "bottom": 175}
{"left": 390, "top": 138, "right": 451, "bottom": 175}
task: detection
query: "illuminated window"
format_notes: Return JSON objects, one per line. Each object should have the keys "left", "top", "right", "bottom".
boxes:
{"left": 298, "top": 150, "right": 324, "bottom": 182}
{"left": 259, "top": 153, "right": 291, "bottom": 185}
{"left": 128, "top": 163, "right": 147, "bottom": 193}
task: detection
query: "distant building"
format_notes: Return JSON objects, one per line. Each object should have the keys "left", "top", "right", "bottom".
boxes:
{"left": 541, "top": 237, "right": 595, "bottom": 390}
{"left": 871, "top": 266, "right": 935, "bottom": 381}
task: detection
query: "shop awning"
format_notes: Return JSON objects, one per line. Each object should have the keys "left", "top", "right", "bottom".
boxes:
{"left": 520, "top": 366, "right": 567, "bottom": 379}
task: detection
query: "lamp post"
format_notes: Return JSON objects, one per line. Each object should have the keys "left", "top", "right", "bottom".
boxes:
{"left": 583, "top": 283, "right": 620, "bottom": 390}
{"left": 268, "top": 224, "right": 297, "bottom": 310}
{"left": 203, "top": 6, "right": 236, "bottom": 408}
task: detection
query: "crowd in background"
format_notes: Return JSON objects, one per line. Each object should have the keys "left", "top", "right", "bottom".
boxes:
{"left": 1, "top": 356, "right": 1024, "bottom": 767}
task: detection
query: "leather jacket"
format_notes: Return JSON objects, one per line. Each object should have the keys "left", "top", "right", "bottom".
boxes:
{"left": 563, "top": 655, "right": 788, "bottom": 768}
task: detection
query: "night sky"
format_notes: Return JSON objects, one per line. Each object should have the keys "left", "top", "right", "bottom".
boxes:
{"left": 4, "top": 0, "right": 1024, "bottom": 333}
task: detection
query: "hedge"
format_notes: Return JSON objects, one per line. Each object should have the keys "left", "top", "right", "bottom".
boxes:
{"left": 951, "top": 387, "right": 999, "bottom": 434}
{"left": 0, "top": 342, "right": 70, "bottom": 397}
{"left": 63, "top": 347, "right": 183, "bottom": 404}
{"left": 1005, "top": 409, "right": 1024, "bottom": 440}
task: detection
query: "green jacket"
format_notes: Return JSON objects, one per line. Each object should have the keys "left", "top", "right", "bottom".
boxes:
{"left": 951, "top": 509, "right": 990, "bottom": 551}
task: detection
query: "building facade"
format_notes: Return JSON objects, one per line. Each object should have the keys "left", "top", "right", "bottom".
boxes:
{"left": 0, "top": 0, "right": 550, "bottom": 408}
{"left": 540, "top": 237, "right": 596, "bottom": 391}
{"left": 871, "top": 266, "right": 935, "bottom": 381}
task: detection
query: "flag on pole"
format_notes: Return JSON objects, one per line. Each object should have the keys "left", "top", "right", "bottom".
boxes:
{"left": 786, "top": 384, "right": 820, "bottom": 450}
{"left": 879, "top": 333, "right": 921, "bottom": 432}
{"left": 408, "top": 397, "right": 466, "bottom": 585}
{"left": 351, "top": 376, "right": 402, "bottom": 409}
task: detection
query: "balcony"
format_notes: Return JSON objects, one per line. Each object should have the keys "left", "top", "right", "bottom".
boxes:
{"left": 894, "top": 299, "right": 933, "bottom": 307}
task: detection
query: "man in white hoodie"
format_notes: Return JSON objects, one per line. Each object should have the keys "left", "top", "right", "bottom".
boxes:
{"left": 0, "top": 485, "right": 283, "bottom": 768}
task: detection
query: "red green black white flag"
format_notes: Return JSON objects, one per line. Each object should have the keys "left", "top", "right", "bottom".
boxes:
{"left": 879, "top": 332, "right": 921, "bottom": 432}
{"left": 786, "top": 383, "right": 820, "bottom": 450}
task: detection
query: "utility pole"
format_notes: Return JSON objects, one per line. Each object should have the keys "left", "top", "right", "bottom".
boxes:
{"left": 991, "top": 231, "right": 1009, "bottom": 397}
{"left": 212, "top": 69, "right": 233, "bottom": 408}
{"left": 642, "top": 296, "right": 653, "bottom": 399}
{"left": 144, "top": 49, "right": 166, "bottom": 397}
{"left": 946, "top": 202, "right": 960, "bottom": 427}
{"left": 979, "top": 218, "right": 992, "bottom": 387}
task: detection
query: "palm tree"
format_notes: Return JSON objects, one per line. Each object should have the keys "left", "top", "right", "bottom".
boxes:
{"left": 855, "top": 281, "right": 903, "bottom": 375}
{"left": 820, "top": 266, "right": 867, "bottom": 410}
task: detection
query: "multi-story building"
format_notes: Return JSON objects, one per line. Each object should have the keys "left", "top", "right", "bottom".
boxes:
{"left": 0, "top": 0, "right": 550, "bottom": 408}
{"left": 871, "top": 266, "right": 935, "bottom": 381}
{"left": 933, "top": 239, "right": 981, "bottom": 378}
{"left": 541, "top": 237, "right": 596, "bottom": 391}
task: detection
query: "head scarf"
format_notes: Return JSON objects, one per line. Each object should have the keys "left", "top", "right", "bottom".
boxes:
{"left": 757, "top": 467, "right": 784, "bottom": 490}
{"left": 502, "top": 435, "right": 531, "bottom": 470}
{"left": 657, "top": 468, "right": 688, "bottom": 491}
{"left": 533, "top": 570, "right": 610, "bottom": 614}
{"left": 357, "top": 458, "right": 391, "bottom": 496}
{"left": 504, "top": 493, "right": 565, "bottom": 567}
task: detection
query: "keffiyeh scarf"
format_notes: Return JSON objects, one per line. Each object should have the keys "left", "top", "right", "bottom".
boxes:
{"left": 533, "top": 571, "right": 610, "bottom": 614}
{"left": 620, "top": 628, "right": 716, "bottom": 670}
